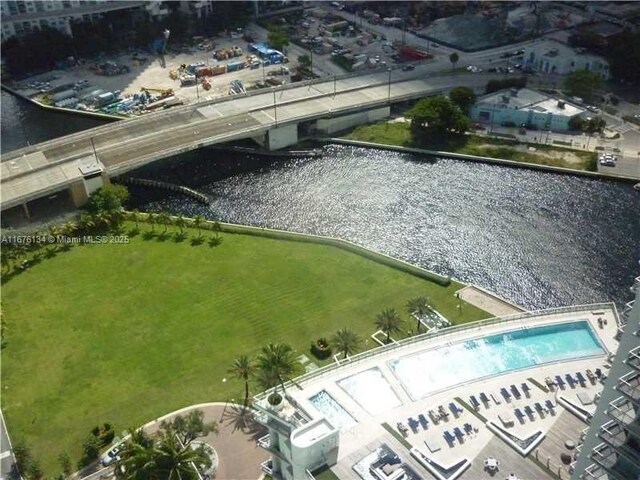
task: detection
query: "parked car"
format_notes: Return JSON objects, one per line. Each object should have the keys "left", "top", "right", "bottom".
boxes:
{"left": 101, "top": 443, "right": 124, "bottom": 466}
{"left": 599, "top": 153, "right": 617, "bottom": 166}
{"left": 402, "top": 64, "right": 415, "bottom": 71}
{"left": 586, "top": 105, "right": 600, "bottom": 113}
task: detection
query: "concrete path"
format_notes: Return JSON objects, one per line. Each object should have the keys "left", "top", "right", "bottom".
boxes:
{"left": 455, "top": 285, "right": 525, "bottom": 317}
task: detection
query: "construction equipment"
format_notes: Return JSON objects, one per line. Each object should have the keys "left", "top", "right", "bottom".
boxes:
{"left": 141, "top": 87, "right": 174, "bottom": 96}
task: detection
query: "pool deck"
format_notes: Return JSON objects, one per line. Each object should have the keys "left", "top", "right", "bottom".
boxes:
{"left": 283, "top": 305, "right": 619, "bottom": 480}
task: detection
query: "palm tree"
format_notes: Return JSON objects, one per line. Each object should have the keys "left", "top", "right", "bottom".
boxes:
{"left": 229, "top": 355, "right": 254, "bottom": 407}
{"left": 147, "top": 212, "right": 157, "bottom": 232}
{"left": 331, "top": 328, "right": 361, "bottom": 359}
{"left": 193, "top": 215, "right": 203, "bottom": 237}
{"left": 154, "top": 432, "right": 210, "bottom": 480}
{"left": 256, "top": 343, "right": 296, "bottom": 395}
{"left": 175, "top": 215, "right": 186, "bottom": 235}
{"left": 130, "top": 209, "right": 140, "bottom": 229}
{"left": 157, "top": 212, "right": 172, "bottom": 234}
{"left": 406, "top": 296, "right": 432, "bottom": 332}
{"left": 375, "top": 308, "right": 403, "bottom": 344}
{"left": 212, "top": 219, "right": 221, "bottom": 238}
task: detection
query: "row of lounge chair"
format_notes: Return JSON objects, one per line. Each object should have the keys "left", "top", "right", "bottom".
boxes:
{"left": 469, "top": 382, "right": 531, "bottom": 409}
{"left": 545, "top": 370, "right": 600, "bottom": 391}
{"left": 443, "top": 422, "right": 477, "bottom": 445}
{"left": 398, "top": 402, "right": 465, "bottom": 435}
{"left": 513, "top": 400, "right": 556, "bottom": 422}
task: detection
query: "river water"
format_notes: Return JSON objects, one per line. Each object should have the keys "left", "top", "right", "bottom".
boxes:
{"left": 2, "top": 90, "right": 639, "bottom": 309}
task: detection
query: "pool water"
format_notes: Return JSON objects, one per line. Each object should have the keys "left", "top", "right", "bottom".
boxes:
{"left": 308, "top": 390, "right": 357, "bottom": 430}
{"left": 337, "top": 367, "right": 402, "bottom": 415}
{"left": 389, "top": 320, "right": 604, "bottom": 400}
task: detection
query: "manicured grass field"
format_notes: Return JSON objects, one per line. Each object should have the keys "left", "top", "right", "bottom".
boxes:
{"left": 1, "top": 227, "right": 488, "bottom": 474}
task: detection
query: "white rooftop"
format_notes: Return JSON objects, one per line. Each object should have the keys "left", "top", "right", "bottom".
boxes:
{"left": 477, "top": 88, "right": 585, "bottom": 116}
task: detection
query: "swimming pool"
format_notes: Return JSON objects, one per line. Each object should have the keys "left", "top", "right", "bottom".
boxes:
{"left": 308, "top": 390, "right": 357, "bottom": 430}
{"left": 337, "top": 367, "right": 401, "bottom": 415}
{"left": 389, "top": 320, "right": 604, "bottom": 400}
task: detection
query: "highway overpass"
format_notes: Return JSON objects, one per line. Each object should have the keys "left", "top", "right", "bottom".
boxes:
{"left": 1, "top": 69, "right": 492, "bottom": 218}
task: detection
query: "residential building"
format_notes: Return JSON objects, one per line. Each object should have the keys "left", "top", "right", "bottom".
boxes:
{"left": 469, "top": 87, "right": 586, "bottom": 131}
{"left": 0, "top": 0, "right": 167, "bottom": 42}
{"left": 253, "top": 393, "right": 339, "bottom": 480}
{"left": 522, "top": 40, "right": 610, "bottom": 79}
{"left": 572, "top": 276, "right": 640, "bottom": 480}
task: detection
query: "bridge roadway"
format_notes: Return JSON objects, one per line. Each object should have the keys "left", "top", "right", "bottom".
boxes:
{"left": 1, "top": 70, "right": 493, "bottom": 211}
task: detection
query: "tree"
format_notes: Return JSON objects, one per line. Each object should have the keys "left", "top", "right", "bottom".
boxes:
{"left": 153, "top": 431, "right": 211, "bottom": 480}
{"left": 449, "top": 86, "right": 476, "bottom": 115}
{"left": 256, "top": 343, "right": 296, "bottom": 394}
{"left": 449, "top": 52, "right": 459, "bottom": 71}
{"left": 568, "top": 115, "right": 585, "bottom": 131}
{"left": 12, "top": 441, "right": 31, "bottom": 476}
{"left": 564, "top": 70, "right": 603, "bottom": 102}
{"left": 147, "top": 212, "right": 157, "bottom": 232}
{"left": 485, "top": 77, "right": 527, "bottom": 94}
{"left": 193, "top": 214, "right": 203, "bottom": 237}
{"left": 406, "top": 296, "right": 432, "bottom": 332}
{"left": 157, "top": 211, "right": 172, "bottom": 234}
{"left": 267, "top": 26, "right": 290, "bottom": 52}
{"left": 26, "top": 460, "right": 44, "bottom": 480}
{"left": 583, "top": 116, "right": 606, "bottom": 133}
{"left": 81, "top": 434, "right": 102, "bottom": 465}
{"left": 84, "top": 184, "right": 129, "bottom": 216}
{"left": 375, "top": 308, "right": 403, "bottom": 344}
{"left": 229, "top": 355, "right": 254, "bottom": 406}
{"left": 160, "top": 410, "right": 217, "bottom": 447}
{"left": 298, "top": 54, "right": 311, "bottom": 70}
{"left": 175, "top": 215, "right": 186, "bottom": 235}
{"left": 131, "top": 209, "right": 141, "bottom": 229}
{"left": 58, "top": 452, "right": 73, "bottom": 477}
{"left": 406, "top": 96, "right": 470, "bottom": 136}
{"left": 330, "top": 328, "right": 361, "bottom": 359}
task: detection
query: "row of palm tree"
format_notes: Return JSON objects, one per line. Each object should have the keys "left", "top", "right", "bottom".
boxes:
{"left": 127, "top": 210, "right": 221, "bottom": 239}
{"left": 228, "top": 299, "right": 434, "bottom": 406}
{"left": 229, "top": 329, "right": 364, "bottom": 407}
{"left": 375, "top": 296, "right": 434, "bottom": 343}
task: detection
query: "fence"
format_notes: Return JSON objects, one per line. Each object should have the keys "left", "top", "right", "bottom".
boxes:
{"left": 254, "top": 302, "right": 617, "bottom": 401}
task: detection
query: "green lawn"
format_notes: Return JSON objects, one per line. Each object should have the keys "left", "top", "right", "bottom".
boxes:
{"left": 1, "top": 227, "right": 488, "bottom": 475}
{"left": 344, "top": 122, "right": 597, "bottom": 171}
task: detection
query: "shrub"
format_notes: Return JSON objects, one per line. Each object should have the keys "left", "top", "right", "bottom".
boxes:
{"left": 310, "top": 338, "right": 332, "bottom": 360}
{"left": 267, "top": 392, "right": 283, "bottom": 406}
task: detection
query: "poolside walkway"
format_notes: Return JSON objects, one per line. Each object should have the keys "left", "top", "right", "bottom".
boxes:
{"left": 455, "top": 285, "right": 525, "bottom": 317}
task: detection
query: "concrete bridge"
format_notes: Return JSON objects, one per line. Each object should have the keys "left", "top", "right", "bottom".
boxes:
{"left": 1, "top": 69, "right": 491, "bottom": 219}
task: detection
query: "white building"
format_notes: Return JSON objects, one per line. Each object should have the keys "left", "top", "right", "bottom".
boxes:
{"left": 253, "top": 392, "right": 340, "bottom": 480}
{"left": 571, "top": 276, "right": 640, "bottom": 480}
{"left": 522, "top": 40, "right": 610, "bottom": 80}
{"left": 469, "top": 87, "right": 586, "bottom": 131}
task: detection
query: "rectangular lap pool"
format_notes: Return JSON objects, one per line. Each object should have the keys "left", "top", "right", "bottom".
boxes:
{"left": 388, "top": 320, "right": 604, "bottom": 401}
{"left": 308, "top": 390, "right": 357, "bottom": 430}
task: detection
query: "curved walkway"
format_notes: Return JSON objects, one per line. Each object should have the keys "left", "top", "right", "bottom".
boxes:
{"left": 80, "top": 402, "right": 267, "bottom": 480}
{"left": 143, "top": 402, "right": 268, "bottom": 480}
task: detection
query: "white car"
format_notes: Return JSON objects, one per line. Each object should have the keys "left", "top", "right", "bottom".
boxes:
{"left": 599, "top": 154, "right": 617, "bottom": 166}
{"left": 101, "top": 443, "right": 124, "bottom": 466}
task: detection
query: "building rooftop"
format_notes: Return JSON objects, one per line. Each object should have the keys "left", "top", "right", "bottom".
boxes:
{"left": 254, "top": 305, "right": 619, "bottom": 479}
{"left": 476, "top": 88, "right": 585, "bottom": 117}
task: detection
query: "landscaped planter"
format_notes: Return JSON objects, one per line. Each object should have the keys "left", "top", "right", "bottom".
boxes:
{"left": 310, "top": 338, "right": 332, "bottom": 360}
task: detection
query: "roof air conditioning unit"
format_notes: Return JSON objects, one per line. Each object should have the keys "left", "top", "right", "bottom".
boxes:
{"left": 557, "top": 101, "right": 565, "bottom": 109}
